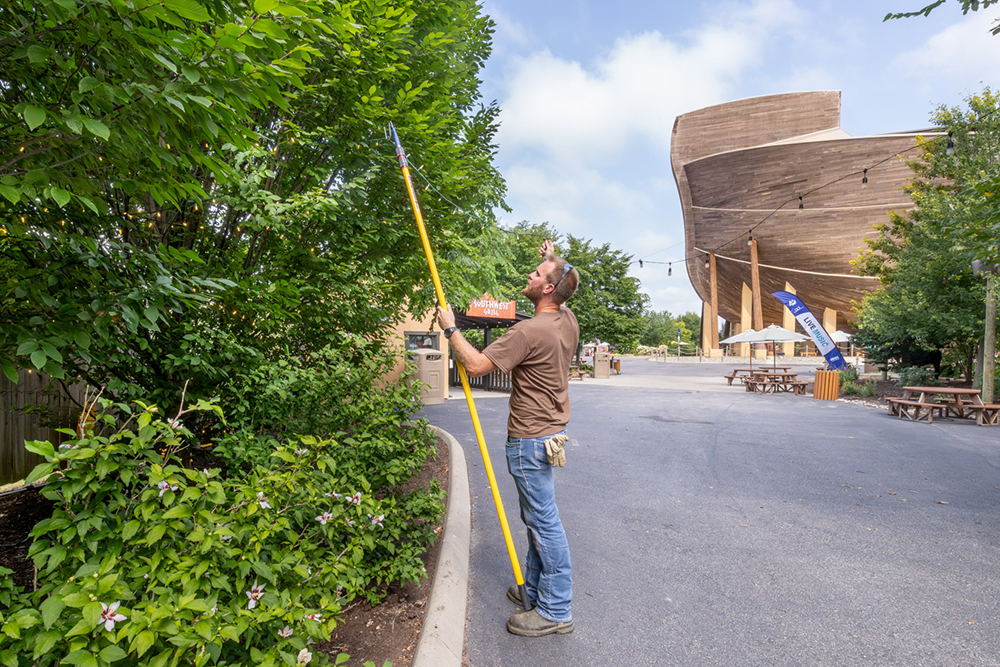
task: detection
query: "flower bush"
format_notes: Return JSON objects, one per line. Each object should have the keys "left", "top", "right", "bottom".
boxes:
{"left": 0, "top": 393, "right": 443, "bottom": 666}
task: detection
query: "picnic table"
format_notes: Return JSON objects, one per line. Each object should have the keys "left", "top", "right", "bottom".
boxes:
{"left": 744, "top": 370, "right": 808, "bottom": 395}
{"left": 724, "top": 367, "right": 791, "bottom": 385}
{"left": 887, "top": 386, "right": 1000, "bottom": 425}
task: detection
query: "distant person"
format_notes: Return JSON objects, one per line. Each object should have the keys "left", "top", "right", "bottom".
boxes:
{"left": 437, "top": 238, "right": 579, "bottom": 637}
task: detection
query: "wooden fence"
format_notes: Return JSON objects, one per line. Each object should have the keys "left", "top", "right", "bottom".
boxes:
{"left": 448, "top": 361, "right": 512, "bottom": 393}
{"left": 0, "top": 370, "right": 88, "bottom": 485}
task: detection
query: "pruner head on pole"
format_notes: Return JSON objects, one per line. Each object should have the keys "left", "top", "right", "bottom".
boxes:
{"left": 387, "top": 122, "right": 408, "bottom": 168}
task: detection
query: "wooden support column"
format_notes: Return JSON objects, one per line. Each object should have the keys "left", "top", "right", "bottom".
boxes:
{"left": 749, "top": 238, "right": 765, "bottom": 359}
{"left": 823, "top": 308, "right": 838, "bottom": 360}
{"left": 740, "top": 283, "right": 753, "bottom": 358}
{"left": 709, "top": 252, "right": 720, "bottom": 350}
{"left": 750, "top": 238, "right": 764, "bottom": 331}
{"left": 701, "top": 301, "right": 713, "bottom": 353}
{"left": 781, "top": 282, "right": 797, "bottom": 357}
{"left": 823, "top": 308, "right": 838, "bottom": 336}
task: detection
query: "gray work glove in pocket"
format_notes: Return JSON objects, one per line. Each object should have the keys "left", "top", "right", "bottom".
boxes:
{"left": 544, "top": 434, "right": 568, "bottom": 467}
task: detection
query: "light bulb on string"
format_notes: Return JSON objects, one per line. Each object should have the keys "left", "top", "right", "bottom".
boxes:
{"left": 861, "top": 169, "right": 868, "bottom": 189}
{"left": 747, "top": 232, "right": 753, "bottom": 246}
{"left": 668, "top": 263, "right": 672, "bottom": 276}
{"left": 798, "top": 196, "right": 804, "bottom": 213}
{"left": 946, "top": 132, "right": 955, "bottom": 156}
{"left": 704, "top": 254, "right": 710, "bottom": 269}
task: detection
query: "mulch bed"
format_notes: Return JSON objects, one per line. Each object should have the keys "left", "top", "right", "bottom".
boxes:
{"left": 837, "top": 378, "right": 976, "bottom": 410}
{"left": 837, "top": 379, "right": 906, "bottom": 409}
{"left": 0, "top": 438, "right": 450, "bottom": 667}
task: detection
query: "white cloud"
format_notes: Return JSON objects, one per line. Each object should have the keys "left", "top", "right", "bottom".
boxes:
{"left": 890, "top": 10, "right": 1000, "bottom": 92}
{"left": 496, "top": 0, "right": 806, "bottom": 164}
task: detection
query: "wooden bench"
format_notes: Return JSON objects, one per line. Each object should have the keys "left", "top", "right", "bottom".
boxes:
{"left": 746, "top": 379, "right": 782, "bottom": 394}
{"left": 724, "top": 373, "right": 743, "bottom": 386}
{"left": 966, "top": 404, "right": 1000, "bottom": 425}
{"left": 887, "top": 398, "right": 942, "bottom": 423}
{"left": 569, "top": 365, "right": 586, "bottom": 381}
{"left": 789, "top": 381, "right": 809, "bottom": 396}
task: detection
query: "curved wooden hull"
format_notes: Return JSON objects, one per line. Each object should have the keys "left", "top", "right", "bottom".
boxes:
{"left": 670, "top": 91, "right": 931, "bottom": 330}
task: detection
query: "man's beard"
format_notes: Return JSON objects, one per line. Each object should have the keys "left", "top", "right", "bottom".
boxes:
{"left": 522, "top": 282, "right": 543, "bottom": 306}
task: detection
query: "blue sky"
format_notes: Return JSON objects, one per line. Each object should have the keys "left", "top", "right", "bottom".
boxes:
{"left": 477, "top": 0, "right": 1000, "bottom": 317}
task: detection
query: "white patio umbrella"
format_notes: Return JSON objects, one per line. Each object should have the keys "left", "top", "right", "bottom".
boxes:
{"left": 830, "top": 330, "right": 852, "bottom": 343}
{"left": 719, "top": 328, "right": 758, "bottom": 368}
{"left": 719, "top": 328, "right": 757, "bottom": 344}
{"left": 744, "top": 325, "right": 809, "bottom": 370}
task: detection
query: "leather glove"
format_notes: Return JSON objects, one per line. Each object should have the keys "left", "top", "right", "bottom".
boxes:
{"left": 544, "top": 434, "right": 568, "bottom": 467}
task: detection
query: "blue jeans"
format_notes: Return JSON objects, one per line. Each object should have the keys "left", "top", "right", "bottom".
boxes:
{"left": 505, "top": 432, "right": 572, "bottom": 622}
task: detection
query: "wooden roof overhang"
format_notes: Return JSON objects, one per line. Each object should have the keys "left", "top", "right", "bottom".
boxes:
{"left": 453, "top": 310, "right": 531, "bottom": 330}
{"left": 670, "top": 91, "right": 937, "bottom": 326}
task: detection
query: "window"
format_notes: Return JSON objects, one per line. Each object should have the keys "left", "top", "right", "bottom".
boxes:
{"left": 405, "top": 331, "right": 439, "bottom": 352}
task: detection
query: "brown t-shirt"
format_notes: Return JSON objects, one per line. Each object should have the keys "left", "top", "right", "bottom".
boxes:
{"left": 483, "top": 306, "right": 579, "bottom": 438}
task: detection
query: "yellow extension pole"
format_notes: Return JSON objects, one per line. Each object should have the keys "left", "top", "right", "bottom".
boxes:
{"left": 389, "top": 124, "right": 531, "bottom": 609}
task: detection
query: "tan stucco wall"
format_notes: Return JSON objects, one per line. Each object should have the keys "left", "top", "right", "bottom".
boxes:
{"left": 385, "top": 311, "right": 450, "bottom": 400}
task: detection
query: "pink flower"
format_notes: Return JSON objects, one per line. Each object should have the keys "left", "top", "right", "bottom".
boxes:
{"left": 278, "top": 625, "right": 293, "bottom": 638}
{"left": 157, "top": 480, "right": 178, "bottom": 497}
{"left": 344, "top": 517, "right": 355, "bottom": 527}
{"left": 295, "top": 448, "right": 308, "bottom": 457}
{"left": 304, "top": 613, "right": 323, "bottom": 622}
{"left": 246, "top": 580, "right": 265, "bottom": 609}
{"left": 349, "top": 492, "right": 362, "bottom": 505}
{"left": 369, "top": 514, "right": 384, "bottom": 528}
{"left": 297, "top": 648, "right": 313, "bottom": 665}
{"left": 99, "top": 601, "right": 126, "bottom": 632}
{"left": 256, "top": 492, "right": 271, "bottom": 509}
{"left": 324, "top": 492, "right": 343, "bottom": 499}
{"left": 315, "top": 512, "right": 333, "bottom": 525}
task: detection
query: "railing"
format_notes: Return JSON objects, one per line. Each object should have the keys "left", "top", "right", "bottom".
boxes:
{"left": 0, "top": 370, "right": 88, "bottom": 485}
{"left": 448, "top": 361, "right": 512, "bottom": 393}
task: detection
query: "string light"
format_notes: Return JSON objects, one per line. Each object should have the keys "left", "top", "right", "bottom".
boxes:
{"left": 747, "top": 232, "right": 753, "bottom": 246}
{"left": 668, "top": 263, "right": 672, "bottom": 276}
{"left": 861, "top": 169, "right": 868, "bottom": 189}
{"left": 704, "top": 254, "right": 710, "bottom": 269}
{"left": 946, "top": 132, "right": 955, "bottom": 156}
{"left": 798, "top": 196, "right": 804, "bottom": 211}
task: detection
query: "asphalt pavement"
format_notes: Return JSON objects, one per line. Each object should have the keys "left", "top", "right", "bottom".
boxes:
{"left": 420, "top": 357, "right": 1000, "bottom": 667}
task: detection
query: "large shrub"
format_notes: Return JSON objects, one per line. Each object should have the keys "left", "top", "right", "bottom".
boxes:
{"left": 0, "top": 392, "right": 442, "bottom": 666}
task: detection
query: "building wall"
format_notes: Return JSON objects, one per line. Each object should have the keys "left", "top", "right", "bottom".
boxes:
{"left": 670, "top": 91, "right": 934, "bottom": 340}
{"left": 385, "top": 311, "right": 450, "bottom": 400}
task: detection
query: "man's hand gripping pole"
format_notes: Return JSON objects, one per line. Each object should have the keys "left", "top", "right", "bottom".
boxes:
{"left": 389, "top": 123, "right": 531, "bottom": 611}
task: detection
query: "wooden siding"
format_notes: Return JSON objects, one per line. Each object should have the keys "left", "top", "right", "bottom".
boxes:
{"left": 670, "top": 91, "right": 933, "bottom": 329}
{"left": 0, "top": 371, "right": 88, "bottom": 485}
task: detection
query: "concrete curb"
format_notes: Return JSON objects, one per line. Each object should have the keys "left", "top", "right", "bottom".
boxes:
{"left": 412, "top": 426, "right": 470, "bottom": 667}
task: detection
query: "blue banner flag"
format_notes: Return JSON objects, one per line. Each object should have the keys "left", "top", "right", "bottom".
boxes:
{"left": 771, "top": 291, "right": 847, "bottom": 370}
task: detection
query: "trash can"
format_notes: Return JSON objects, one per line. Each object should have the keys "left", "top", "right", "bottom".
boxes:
{"left": 409, "top": 348, "right": 446, "bottom": 405}
{"left": 813, "top": 370, "right": 840, "bottom": 401}
{"left": 594, "top": 352, "right": 611, "bottom": 379}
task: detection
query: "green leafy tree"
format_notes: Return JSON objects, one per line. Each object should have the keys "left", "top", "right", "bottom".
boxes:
{"left": 885, "top": 0, "right": 1000, "bottom": 34}
{"left": 0, "top": 0, "right": 509, "bottom": 409}
{"left": 639, "top": 310, "right": 699, "bottom": 349}
{"left": 563, "top": 236, "right": 648, "bottom": 347}
{"left": 485, "top": 222, "right": 649, "bottom": 348}
{"left": 639, "top": 310, "right": 675, "bottom": 347}
{"left": 851, "top": 90, "right": 1000, "bottom": 378}
{"left": 489, "top": 221, "right": 559, "bottom": 312}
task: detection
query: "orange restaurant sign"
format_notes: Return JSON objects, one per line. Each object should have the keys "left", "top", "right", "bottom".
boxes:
{"left": 466, "top": 297, "right": 516, "bottom": 320}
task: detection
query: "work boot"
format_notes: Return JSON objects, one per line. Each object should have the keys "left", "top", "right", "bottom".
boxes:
{"left": 507, "top": 609, "right": 574, "bottom": 637}
{"left": 507, "top": 585, "right": 523, "bottom": 606}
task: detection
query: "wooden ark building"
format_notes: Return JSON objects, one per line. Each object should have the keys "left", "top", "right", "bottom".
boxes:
{"left": 670, "top": 91, "right": 936, "bottom": 356}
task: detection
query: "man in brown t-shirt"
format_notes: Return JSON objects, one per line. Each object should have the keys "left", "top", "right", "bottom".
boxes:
{"left": 437, "top": 238, "right": 579, "bottom": 637}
